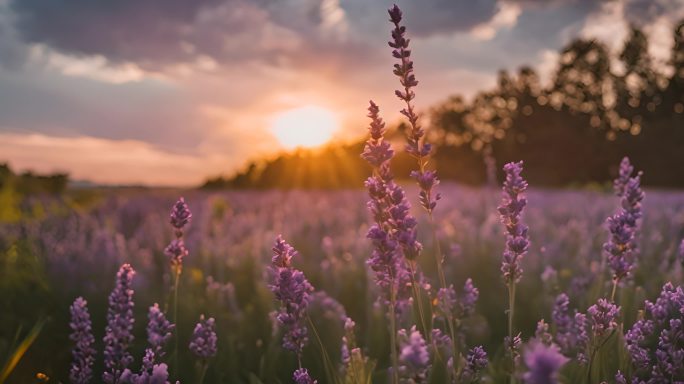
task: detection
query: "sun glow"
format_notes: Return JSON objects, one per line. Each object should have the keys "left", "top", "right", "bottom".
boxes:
{"left": 270, "top": 105, "right": 339, "bottom": 149}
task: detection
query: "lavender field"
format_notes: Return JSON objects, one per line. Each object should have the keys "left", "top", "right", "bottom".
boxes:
{"left": 3, "top": 2, "right": 684, "bottom": 384}
{"left": 2, "top": 175, "right": 684, "bottom": 383}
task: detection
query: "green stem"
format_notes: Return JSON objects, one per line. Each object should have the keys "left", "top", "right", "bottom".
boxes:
{"left": 407, "top": 261, "right": 430, "bottom": 341}
{"left": 307, "top": 315, "right": 338, "bottom": 384}
{"left": 508, "top": 280, "right": 517, "bottom": 384}
{"left": 389, "top": 283, "right": 399, "bottom": 384}
{"left": 198, "top": 360, "right": 208, "bottom": 384}
{"left": 427, "top": 213, "right": 459, "bottom": 379}
{"left": 610, "top": 277, "right": 619, "bottom": 303}
{"left": 172, "top": 267, "right": 181, "bottom": 375}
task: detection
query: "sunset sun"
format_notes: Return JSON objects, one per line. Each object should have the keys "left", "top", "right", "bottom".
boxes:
{"left": 270, "top": 105, "right": 339, "bottom": 149}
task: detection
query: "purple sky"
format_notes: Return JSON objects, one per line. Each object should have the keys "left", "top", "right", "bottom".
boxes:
{"left": 1, "top": 0, "right": 682, "bottom": 186}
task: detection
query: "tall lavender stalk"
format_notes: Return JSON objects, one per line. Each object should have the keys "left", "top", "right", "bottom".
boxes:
{"left": 604, "top": 157, "right": 643, "bottom": 301}
{"left": 386, "top": 8, "right": 453, "bottom": 371}
{"left": 69, "top": 297, "right": 95, "bottom": 384}
{"left": 387, "top": 2, "right": 444, "bottom": 285}
{"left": 498, "top": 161, "right": 529, "bottom": 381}
{"left": 388, "top": 5, "right": 440, "bottom": 215}
{"left": 362, "top": 101, "right": 418, "bottom": 383}
{"left": 268, "top": 236, "right": 316, "bottom": 381}
{"left": 103, "top": 264, "right": 136, "bottom": 384}
{"left": 164, "top": 197, "right": 192, "bottom": 370}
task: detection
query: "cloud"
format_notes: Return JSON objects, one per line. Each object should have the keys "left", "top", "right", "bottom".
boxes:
{"left": 3, "top": 0, "right": 517, "bottom": 74}
{"left": 472, "top": 2, "right": 522, "bottom": 40}
{"left": 0, "top": 132, "right": 218, "bottom": 186}
{"left": 29, "top": 45, "right": 146, "bottom": 84}
{"left": 5, "top": 0, "right": 372, "bottom": 73}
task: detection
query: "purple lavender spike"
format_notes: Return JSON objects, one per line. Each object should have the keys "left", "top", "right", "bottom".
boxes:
{"left": 397, "top": 326, "right": 430, "bottom": 383}
{"left": 69, "top": 297, "right": 96, "bottom": 384}
{"left": 522, "top": 342, "right": 568, "bottom": 384}
{"left": 499, "top": 161, "right": 529, "bottom": 284}
{"left": 189, "top": 315, "right": 217, "bottom": 359}
{"left": 605, "top": 158, "right": 644, "bottom": 283}
{"left": 534, "top": 320, "right": 553, "bottom": 346}
{"left": 387, "top": 4, "right": 439, "bottom": 213}
{"left": 614, "top": 157, "right": 634, "bottom": 197}
{"left": 169, "top": 197, "right": 192, "bottom": 230}
{"left": 459, "top": 346, "right": 488, "bottom": 383}
{"left": 165, "top": 197, "right": 192, "bottom": 270}
{"left": 361, "top": 101, "right": 416, "bottom": 314}
{"left": 587, "top": 299, "right": 620, "bottom": 337}
{"left": 119, "top": 357, "right": 176, "bottom": 384}
{"left": 293, "top": 368, "right": 317, "bottom": 384}
{"left": 268, "top": 236, "right": 314, "bottom": 356}
{"left": 625, "top": 282, "right": 684, "bottom": 381}
{"left": 551, "top": 293, "right": 589, "bottom": 363}
{"left": 103, "top": 264, "right": 136, "bottom": 384}
{"left": 147, "top": 303, "right": 174, "bottom": 360}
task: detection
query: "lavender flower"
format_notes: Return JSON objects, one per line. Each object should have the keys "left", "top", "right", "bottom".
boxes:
{"left": 505, "top": 333, "right": 522, "bottom": 364}
{"left": 604, "top": 158, "right": 644, "bottom": 283}
{"left": 436, "top": 279, "right": 479, "bottom": 319}
{"left": 386, "top": 182, "right": 422, "bottom": 260}
{"left": 103, "top": 264, "right": 136, "bottom": 384}
{"left": 460, "top": 278, "right": 479, "bottom": 317}
{"left": 679, "top": 239, "right": 684, "bottom": 266}
{"left": 340, "top": 317, "right": 356, "bottom": 368}
{"left": 69, "top": 297, "right": 95, "bottom": 384}
{"left": 293, "top": 368, "right": 317, "bottom": 384}
{"left": 119, "top": 358, "right": 176, "bottom": 384}
{"left": 499, "top": 161, "right": 529, "bottom": 284}
{"left": 397, "top": 326, "right": 430, "bottom": 383}
{"left": 587, "top": 299, "right": 620, "bottom": 337}
{"left": 147, "top": 303, "right": 174, "bottom": 360}
{"left": 362, "top": 101, "right": 416, "bottom": 314}
{"left": 430, "top": 328, "right": 453, "bottom": 355}
{"left": 361, "top": 101, "right": 394, "bottom": 169}
{"left": 165, "top": 197, "right": 192, "bottom": 269}
{"left": 269, "top": 236, "right": 314, "bottom": 356}
{"left": 164, "top": 239, "right": 188, "bottom": 270}
{"left": 169, "top": 197, "right": 192, "bottom": 230}
{"left": 522, "top": 342, "right": 568, "bottom": 384}
{"left": 387, "top": 5, "right": 440, "bottom": 213}
{"left": 614, "top": 370, "right": 627, "bottom": 384}
{"left": 625, "top": 282, "right": 684, "bottom": 381}
{"left": 459, "top": 346, "right": 488, "bottom": 383}
{"left": 552, "top": 293, "right": 589, "bottom": 363}
{"left": 534, "top": 320, "right": 553, "bottom": 346}
{"left": 189, "top": 315, "right": 217, "bottom": 359}
{"left": 614, "top": 157, "right": 634, "bottom": 197}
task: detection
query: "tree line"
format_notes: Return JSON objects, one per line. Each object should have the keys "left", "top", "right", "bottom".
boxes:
{"left": 205, "top": 22, "right": 684, "bottom": 189}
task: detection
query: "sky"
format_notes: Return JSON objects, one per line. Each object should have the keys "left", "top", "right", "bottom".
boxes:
{"left": 1, "top": 0, "right": 683, "bottom": 186}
